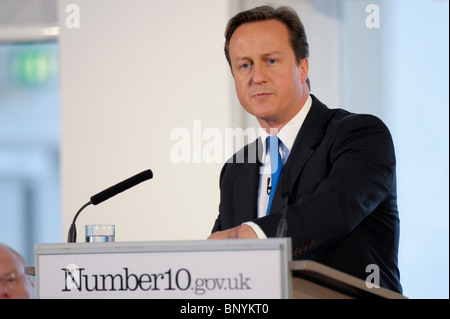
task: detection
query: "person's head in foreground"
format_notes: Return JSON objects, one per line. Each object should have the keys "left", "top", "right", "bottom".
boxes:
{"left": 0, "top": 244, "right": 35, "bottom": 299}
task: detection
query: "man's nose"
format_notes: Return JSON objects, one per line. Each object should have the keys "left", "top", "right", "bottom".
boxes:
{"left": 251, "top": 62, "right": 268, "bottom": 85}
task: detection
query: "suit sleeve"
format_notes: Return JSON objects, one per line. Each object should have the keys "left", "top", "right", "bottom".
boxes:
{"left": 211, "top": 162, "right": 228, "bottom": 233}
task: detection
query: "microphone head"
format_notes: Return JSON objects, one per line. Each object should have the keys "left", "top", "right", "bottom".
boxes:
{"left": 143, "top": 169, "right": 153, "bottom": 179}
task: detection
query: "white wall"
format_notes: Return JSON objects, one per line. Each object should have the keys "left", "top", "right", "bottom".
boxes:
{"left": 59, "top": 0, "right": 231, "bottom": 242}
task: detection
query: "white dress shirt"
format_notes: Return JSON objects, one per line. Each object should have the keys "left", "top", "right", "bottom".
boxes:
{"left": 243, "top": 95, "right": 312, "bottom": 238}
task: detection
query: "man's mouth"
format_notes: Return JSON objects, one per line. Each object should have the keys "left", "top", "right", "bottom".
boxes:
{"left": 251, "top": 92, "right": 274, "bottom": 98}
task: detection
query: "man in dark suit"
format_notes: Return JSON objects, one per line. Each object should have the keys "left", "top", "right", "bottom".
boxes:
{"left": 208, "top": 6, "right": 402, "bottom": 293}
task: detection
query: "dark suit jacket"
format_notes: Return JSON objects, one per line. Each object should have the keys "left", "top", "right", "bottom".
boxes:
{"left": 212, "top": 95, "right": 402, "bottom": 293}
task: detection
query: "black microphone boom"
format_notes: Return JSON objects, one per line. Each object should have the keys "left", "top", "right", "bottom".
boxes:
{"left": 67, "top": 169, "right": 153, "bottom": 243}
{"left": 90, "top": 169, "right": 153, "bottom": 205}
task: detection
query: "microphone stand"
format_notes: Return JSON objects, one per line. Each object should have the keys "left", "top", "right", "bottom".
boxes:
{"left": 276, "top": 195, "right": 289, "bottom": 238}
{"left": 67, "top": 201, "right": 92, "bottom": 243}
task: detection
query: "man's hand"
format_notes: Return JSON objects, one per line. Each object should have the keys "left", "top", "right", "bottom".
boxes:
{"left": 207, "top": 224, "right": 258, "bottom": 240}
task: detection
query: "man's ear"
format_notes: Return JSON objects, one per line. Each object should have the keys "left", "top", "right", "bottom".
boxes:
{"left": 299, "top": 58, "right": 309, "bottom": 83}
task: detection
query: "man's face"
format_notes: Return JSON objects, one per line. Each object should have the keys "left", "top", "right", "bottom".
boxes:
{"left": 229, "top": 19, "right": 309, "bottom": 130}
{"left": 0, "top": 248, "right": 35, "bottom": 299}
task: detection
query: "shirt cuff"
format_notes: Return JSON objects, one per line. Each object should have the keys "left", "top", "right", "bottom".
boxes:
{"left": 243, "top": 222, "right": 267, "bottom": 239}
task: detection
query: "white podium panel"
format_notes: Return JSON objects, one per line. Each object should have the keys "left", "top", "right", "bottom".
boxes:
{"left": 35, "top": 239, "right": 292, "bottom": 299}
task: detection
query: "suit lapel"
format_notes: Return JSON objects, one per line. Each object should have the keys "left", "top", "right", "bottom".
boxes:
{"left": 269, "top": 95, "right": 329, "bottom": 212}
{"left": 231, "top": 138, "right": 261, "bottom": 222}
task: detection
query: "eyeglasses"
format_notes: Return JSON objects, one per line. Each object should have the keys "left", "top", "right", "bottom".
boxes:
{"left": 0, "top": 272, "right": 25, "bottom": 292}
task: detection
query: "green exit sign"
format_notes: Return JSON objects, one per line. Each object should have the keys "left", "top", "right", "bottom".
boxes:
{"left": 10, "top": 49, "right": 57, "bottom": 86}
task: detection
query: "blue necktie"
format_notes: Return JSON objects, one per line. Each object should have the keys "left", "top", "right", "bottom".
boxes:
{"left": 267, "top": 136, "right": 282, "bottom": 215}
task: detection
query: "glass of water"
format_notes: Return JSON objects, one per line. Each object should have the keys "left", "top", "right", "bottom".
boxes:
{"left": 85, "top": 224, "right": 115, "bottom": 243}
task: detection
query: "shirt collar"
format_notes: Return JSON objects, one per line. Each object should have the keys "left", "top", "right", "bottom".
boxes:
{"left": 260, "top": 94, "right": 312, "bottom": 156}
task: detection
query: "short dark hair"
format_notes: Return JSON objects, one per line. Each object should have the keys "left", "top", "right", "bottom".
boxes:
{"left": 224, "top": 5, "right": 310, "bottom": 89}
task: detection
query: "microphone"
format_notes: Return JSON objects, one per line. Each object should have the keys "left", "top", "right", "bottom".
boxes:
{"left": 67, "top": 169, "right": 153, "bottom": 243}
{"left": 90, "top": 169, "right": 153, "bottom": 205}
{"left": 276, "top": 178, "right": 291, "bottom": 238}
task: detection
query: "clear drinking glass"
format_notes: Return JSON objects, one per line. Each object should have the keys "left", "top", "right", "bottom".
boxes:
{"left": 85, "top": 224, "right": 115, "bottom": 242}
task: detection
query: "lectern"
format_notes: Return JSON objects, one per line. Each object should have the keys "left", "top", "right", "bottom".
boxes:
{"left": 32, "top": 239, "right": 405, "bottom": 299}
{"left": 291, "top": 260, "right": 405, "bottom": 299}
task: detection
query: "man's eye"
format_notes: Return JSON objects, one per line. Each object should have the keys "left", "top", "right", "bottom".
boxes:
{"left": 240, "top": 63, "right": 251, "bottom": 69}
{"left": 267, "top": 59, "right": 277, "bottom": 65}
